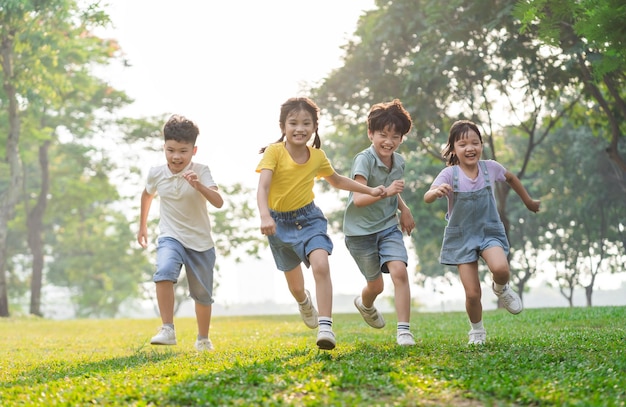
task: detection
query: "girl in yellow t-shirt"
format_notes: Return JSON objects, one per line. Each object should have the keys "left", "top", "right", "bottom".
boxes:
{"left": 256, "top": 97, "right": 386, "bottom": 350}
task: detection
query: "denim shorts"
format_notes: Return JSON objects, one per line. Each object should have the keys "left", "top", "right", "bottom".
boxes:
{"left": 345, "top": 225, "right": 408, "bottom": 281}
{"left": 154, "top": 236, "right": 215, "bottom": 305}
{"left": 439, "top": 221, "right": 509, "bottom": 265}
{"left": 267, "top": 201, "right": 333, "bottom": 272}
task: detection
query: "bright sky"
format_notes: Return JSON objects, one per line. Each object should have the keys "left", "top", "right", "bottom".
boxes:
{"left": 102, "top": 0, "right": 376, "bottom": 188}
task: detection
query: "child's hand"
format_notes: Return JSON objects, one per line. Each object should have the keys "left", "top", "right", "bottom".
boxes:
{"left": 399, "top": 208, "right": 415, "bottom": 235}
{"left": 386, "top": 180, "right": 405, "bottom": 196}
{"left": 260, "top": 215, "right": 276, "bottom": 236}
{"left": 432, "top": 183, "right": 452, "bottom": 198}
{"left": 137, "top": 228, "right": 148, "bottom": 249}
{"left": 526, "top": 199, "right": 540, "bottom": 213}
{"left": 182, "top": 170, "right": 200, "bottom": 189}
{"left": 371, "top": 185, "right": 387, "bottom": 197}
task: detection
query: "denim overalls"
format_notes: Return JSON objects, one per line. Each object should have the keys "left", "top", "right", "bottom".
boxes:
{"left": 439, "top": 161, "right": 509, "bottom": 266}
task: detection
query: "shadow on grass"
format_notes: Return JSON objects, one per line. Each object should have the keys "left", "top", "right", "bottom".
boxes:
{"left": 2, "top": 344, "right": 178, "bottom": 388}
{"left": 159, "top": 342, "right": 471, "bottom": 406}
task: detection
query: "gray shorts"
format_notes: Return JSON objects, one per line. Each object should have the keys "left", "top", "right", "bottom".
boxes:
{"left": 154, "top": 237, "right": 215, "bottom": 305}
{"left": 345, "top": 225, "right": 408, "bottom": 281}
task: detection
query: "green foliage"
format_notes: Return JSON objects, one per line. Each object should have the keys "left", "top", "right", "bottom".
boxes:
{"left": 42, "top": 143, "right": 152, "bottom": 318}
{"left": 1, "top": 307, "right": 625, "bottom": 405}
{"left": 312, "top": 0, "right": 625, "bottom": 301}
{"left": 212, "top": 183, "right": 266, "bottom": 263}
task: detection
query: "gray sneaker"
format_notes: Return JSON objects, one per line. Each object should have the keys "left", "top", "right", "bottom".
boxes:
{"left": 354, "top": 296, "right": 385, "bottom": 329}
{"left": 316, "top": 329, "right": 336, "bottom": 350}
{"left": 194, "top": 338, "right": 214, "bottom": 352}
{"left": 493, "top": 284, "right": 523, "bottom": 314}
{"left": 150, "top": 325, "right": 177, "bottom": 345}
{"left": 298, "top": 289, "right": 319, "bottom": 328}
{"left": 468, "top": 328, "right": 486, "bottom": 345}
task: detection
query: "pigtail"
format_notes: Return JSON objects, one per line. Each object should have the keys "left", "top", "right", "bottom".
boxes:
{"left": 312, "top": 131, "right": 321, "bottom": 149}
{"left": 259, "top": 135, "right": 286, "bottom": 154}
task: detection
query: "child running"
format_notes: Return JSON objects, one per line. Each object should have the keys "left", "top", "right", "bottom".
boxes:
{"left": 256, "top": 97, "right": 386, "bottom": 350}
{"left": 424, "top": 119, "right": 540, "bottom": 345}
{"left": 343, "top": 99, "right": 417, "bottom": 346}
{"left": 138, "top": 114, "right": 224, "bottom": 352}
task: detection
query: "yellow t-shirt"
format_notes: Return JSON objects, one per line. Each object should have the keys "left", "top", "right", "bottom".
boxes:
{"left": 256, "top": 142, "right": 335, "bottom": 212}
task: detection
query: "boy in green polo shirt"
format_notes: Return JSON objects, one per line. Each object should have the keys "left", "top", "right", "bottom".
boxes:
{"left": 343, "top": 99, "right": 417, "bottom": 346}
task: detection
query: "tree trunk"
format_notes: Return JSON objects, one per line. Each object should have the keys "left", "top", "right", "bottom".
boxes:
{"left": 585, "top": 285, "right": 593, "bottom": 307}
{"left": 27, "top": 140, "right": 50, "bottom": 317}
{"left": 0, "top": 34, "right": 23, "bottom": 317}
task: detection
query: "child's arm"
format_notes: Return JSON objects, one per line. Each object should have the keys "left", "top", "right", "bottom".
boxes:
{"left": 423, "top": 183, "right": 452, "bottom": 204}
{"left": 504, "top": 170, "right": 540, "bottom": 213}
{"left": 182, "top": 170, "right": 224, "bottom": 208}
{"left": 257, "top": 169, "right": 276, "bottom": 236}
{"left": 397, "top": 194, "right": 415, "bottom": 235}
{"left": 352, "top": 177, "right": 404, "bottom": 207}
{"left": 324, "top": 172, "right": 386, "bottom": 197}
{"left": 137, "top": 189, "right": 154, "bottom": 248}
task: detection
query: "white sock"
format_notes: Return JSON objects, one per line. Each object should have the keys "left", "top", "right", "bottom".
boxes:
{"left": 470, "top": 320, "right": 484, "bottom": 331}
{"left": 493, "top": 282, "right": 506, "bottom": 293}
{"left": 319, "top": 317, "right": 333, "bottom": 332}
{"left": 397, "top": 322, "right": 410, "bottom": 335}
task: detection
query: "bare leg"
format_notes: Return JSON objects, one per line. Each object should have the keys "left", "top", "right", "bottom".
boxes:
{"left": 195, "top": 302, "right": 212, "bottom": 338}
{"left": 481, "top": 246, "right": 510, "bottom": 285}
{"left": 283, "top": 264, "right": 307, "bottom": 303}
{"left": 155, "top": 281, "right": 175, "bottom": 324}
{"left": 458, "top": 262, "right": 482, "bottom": 323}
{"left": 361, "top": 275, "right": 384, "bottom": 308}
{"left": 308, "top": 249, "right": 332, "bottom": 317}
{"left": 388, "top": 260, "right": 411, "bottom": 322}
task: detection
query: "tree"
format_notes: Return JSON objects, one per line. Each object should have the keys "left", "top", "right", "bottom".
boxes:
{"left": 516, "top": 0, "right": 626, "bottom": 175}
{"left": 531, "top": 123, "right": 625, "bottom": 306}
{"left": 311, "top": 0, "right": 570, "bottom": 296}
{"left": 0, "top": 0, "right": 129, "bottom": 315}
{"left": 42, "top": 142, "right": 152, "bottom": 317}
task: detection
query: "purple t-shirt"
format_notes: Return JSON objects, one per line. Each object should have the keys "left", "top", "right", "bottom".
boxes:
{"left": 431, "top": 160, "right": 507, "bottom": 219}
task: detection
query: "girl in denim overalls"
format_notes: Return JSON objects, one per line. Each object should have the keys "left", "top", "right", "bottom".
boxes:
{"left": 424, "top": 120, "right": 540, "bottom": 345}
{"left": 256, "top": 97, "right": 386, "bottom": 350}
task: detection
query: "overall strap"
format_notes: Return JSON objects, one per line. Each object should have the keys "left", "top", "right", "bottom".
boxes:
{"left": 452, "top": 165, "right": 460, "bottom": 191}
{"left": 479, "top": 161, "right": 490, "bottom": 187}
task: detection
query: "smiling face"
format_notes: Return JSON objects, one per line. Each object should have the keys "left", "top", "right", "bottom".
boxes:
{"left": 452, "top": 129, "right": 483, "bottom": 169}
{"left": 164, "top": 139, "right": 196, "bottom": 174}
{"left": 368, "top": 124, "right": 403, "bottom": 164}
{"left": 281, "top": 109, "right": 316, "bottom": 148}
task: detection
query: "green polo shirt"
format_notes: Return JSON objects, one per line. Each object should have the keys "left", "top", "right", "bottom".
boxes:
{"left": 343, "top": 146, "right": 404, "bottom": 236}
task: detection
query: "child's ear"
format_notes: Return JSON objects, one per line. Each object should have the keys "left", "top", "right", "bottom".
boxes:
{"left": 193, "top": 146, "right": 198, "bottom": 155}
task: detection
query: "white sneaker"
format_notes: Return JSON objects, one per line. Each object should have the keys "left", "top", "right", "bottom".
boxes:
{"left": 316, "top": 329, "right": 336, "bottom": 350}
{"left": 150, "top": 325, "right": 176, "bottom": 345}
{"left": 397, "top": 331, "right": 416, "bottom": 346}
{"left": 493, "top": 284, "right": 523, "bottom": 314}
{"left": 468, "top": 328, "right": 486, "bottom": 345}
{"left": 298, "top": 289, "right": 319, "bottom": 329}
{"left": 354, "top": 296, "right": 385, "bottom": 329}
{"left": 194, "top": 338, "right": 214, "bottom": 352}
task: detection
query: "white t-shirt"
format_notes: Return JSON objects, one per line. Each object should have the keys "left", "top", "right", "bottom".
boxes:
{"left": 145, "top": 162, "right": 217, "bottom": 251}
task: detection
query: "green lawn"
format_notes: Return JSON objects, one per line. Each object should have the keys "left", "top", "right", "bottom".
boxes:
{"left": 1, "top": 306, "right": 624, "bottom": 406}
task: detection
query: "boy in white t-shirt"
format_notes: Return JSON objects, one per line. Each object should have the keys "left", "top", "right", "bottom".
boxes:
{"left": 137, "top": 114, "right": 224, "bottom": 351}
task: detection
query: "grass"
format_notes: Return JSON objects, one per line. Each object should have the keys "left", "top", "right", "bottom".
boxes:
{"left": 1, "top": 307, "right": 625, "bottom": 406}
